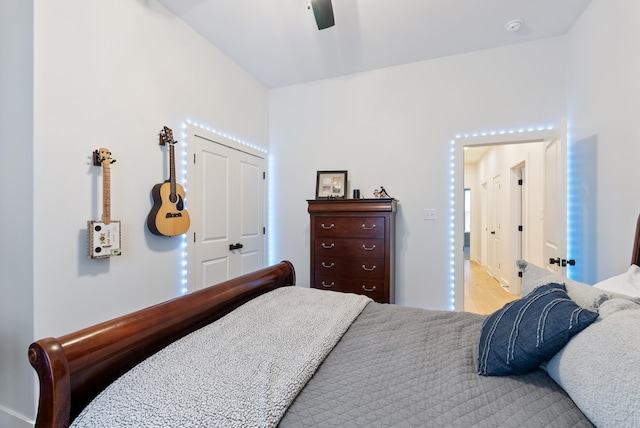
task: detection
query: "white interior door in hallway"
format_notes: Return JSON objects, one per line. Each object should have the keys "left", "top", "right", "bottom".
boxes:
{"left": 186, "top": 125, "right": 266, "bottom": 291}
{"left": 543, "top": 136, "right": 568, "bottom": 276}
{"left": 488, "top": 174, "right": 503, "bottom": 282}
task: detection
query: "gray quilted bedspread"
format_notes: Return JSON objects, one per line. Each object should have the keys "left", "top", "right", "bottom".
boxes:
{"left": 279, "top": 302, "right": 594, "bottom": 428}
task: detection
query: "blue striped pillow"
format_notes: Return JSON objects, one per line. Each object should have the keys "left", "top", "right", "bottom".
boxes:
{"left": 478, "top": 283, "right": 599, "bottom": 376}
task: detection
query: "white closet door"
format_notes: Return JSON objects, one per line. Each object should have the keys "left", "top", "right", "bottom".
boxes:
{"left": 187, "top": 125, "right": 265, "bottom": 291}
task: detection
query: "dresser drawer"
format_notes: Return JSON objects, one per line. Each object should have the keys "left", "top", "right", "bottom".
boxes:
{"left": 313, "top": 216, "right": 385, "bottom": 238}
{"left": 312, "top": 275, "right": 386, "bottom": 302}
{"left": 313, "top": 238, "right": 384, "bottom": 259}
{"left": 313, "top": 257, "right": 385, "bottom": 280}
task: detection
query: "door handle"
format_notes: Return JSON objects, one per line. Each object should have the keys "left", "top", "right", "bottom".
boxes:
{"left": 490, "top": 231, "right": 496, "bottom": 235}
{"left": 229, "top": 243, "right": 243, "bottom": 251}
{"left": 549, "top": 257, "right": 576, "bottom": 267}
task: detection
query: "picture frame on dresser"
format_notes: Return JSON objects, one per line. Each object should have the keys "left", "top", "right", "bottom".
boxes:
{"left": 315, "top": 170, "right": 348, "bottom": 198}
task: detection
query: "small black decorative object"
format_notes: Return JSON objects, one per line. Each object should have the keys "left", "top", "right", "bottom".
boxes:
{"left": 374, "top": 186, "right": 390, "bottom": 198}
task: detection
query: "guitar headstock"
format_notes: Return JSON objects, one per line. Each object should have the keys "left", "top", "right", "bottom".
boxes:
{"left": 93, "top": 147, "right": 115, "bottom": 167}
{"left": 159, "top": 126, "right": 177, "bottom": 146}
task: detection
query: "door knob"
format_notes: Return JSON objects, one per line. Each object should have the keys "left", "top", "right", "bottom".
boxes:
{"left": 229, "top": 243, "right": 243, "bottom": 251}
{"left": 549, "top": 257, "right": 576, "bottom": 266}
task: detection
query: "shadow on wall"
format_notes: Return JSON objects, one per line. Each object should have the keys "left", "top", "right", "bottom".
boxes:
{"left": 567, "top": 134, "right": 597, "bottom": 284}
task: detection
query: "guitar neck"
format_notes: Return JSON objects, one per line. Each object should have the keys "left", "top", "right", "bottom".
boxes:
{"left": 169, "top": 143, "right": 177, "bottom": 197}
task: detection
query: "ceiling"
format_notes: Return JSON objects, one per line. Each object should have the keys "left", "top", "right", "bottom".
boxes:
{"left": 464, "top": 146, "right": 492, "bottom": 164}
{"left": 158, "top": 0, "right": 591, "bottom": 89}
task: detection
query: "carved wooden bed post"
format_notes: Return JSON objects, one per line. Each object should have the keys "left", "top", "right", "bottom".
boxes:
{"left": 29, "top": 338, "right": 71, "bottom": 428}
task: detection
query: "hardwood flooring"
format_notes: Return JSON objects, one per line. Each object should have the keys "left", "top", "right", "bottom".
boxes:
{"left": 464, "top": 260, "right": 519, "bottom": 315}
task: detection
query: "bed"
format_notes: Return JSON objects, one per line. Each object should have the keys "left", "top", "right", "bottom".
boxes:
{"left": 28, "top": 218, "right": 640, "bottom": 428}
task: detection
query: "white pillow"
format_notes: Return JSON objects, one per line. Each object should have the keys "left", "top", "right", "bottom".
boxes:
{"left": 518, "top": 260, "right": 610, "bottom": 311}
{"left": 518, "top": 260, "right": 640, "bottom": 310}
{"left": 598, "top": 298, "right": 640, "bottom": 318}
{"left": 594, "top": 264, "right": 640, "bottom": 297}
{"left": 545, "top": 309, "right": 640, "bottom": 428}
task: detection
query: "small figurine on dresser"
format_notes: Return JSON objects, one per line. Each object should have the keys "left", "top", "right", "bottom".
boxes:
{"left": 373, "top": 186, "right": 390, "bottom": 198}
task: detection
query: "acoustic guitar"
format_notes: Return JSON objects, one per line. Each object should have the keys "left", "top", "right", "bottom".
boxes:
{"left": 88, "top": 148, "right": 122, "bottom": 258}
{"left": 147, "top": 126, "right": 191, "bottom": 236}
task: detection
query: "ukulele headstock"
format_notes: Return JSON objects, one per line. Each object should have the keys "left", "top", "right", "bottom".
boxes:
{"left": 93, "top": 147, "right": 115, "bottom": 167}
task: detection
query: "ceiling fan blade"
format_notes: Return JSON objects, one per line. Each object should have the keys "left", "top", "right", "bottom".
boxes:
{"left": 310, "top": 0, "right": 335, "bottom": 30}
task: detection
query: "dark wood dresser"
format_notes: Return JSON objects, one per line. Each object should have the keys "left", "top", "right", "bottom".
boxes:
{"left": 307, "top": 198, "right": 397, "bottom": 303}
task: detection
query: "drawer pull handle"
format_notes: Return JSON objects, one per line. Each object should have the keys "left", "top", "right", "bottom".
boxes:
{"left": 362, "top": 244, "right": 376, "bottom": 251}
{"left": 361, "top": 224, "right": 376, "bottom": 230}
{"left": 322, "top": 281, "right": 335, "bottom": 288}
{"left": 362, "top": 285, "right": 376, "bottom": 292}
{"left": 322, "top": 262, "right": 335, "bottom": 269}
{"left": 362, "top": 264, "right": 377, "bottom": 271}
{"left": 321, "top": 223, "right": 335, "bottom": 230}
{"left": 322, "top": 243, "right": 335, "bottom": 249}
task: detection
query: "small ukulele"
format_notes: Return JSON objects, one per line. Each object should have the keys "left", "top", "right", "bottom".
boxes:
{"left": 147, "top": 126, "right": 191, "bottom": 236}
{"left": 88, "top": 148, "right": 122, "bottom": 258}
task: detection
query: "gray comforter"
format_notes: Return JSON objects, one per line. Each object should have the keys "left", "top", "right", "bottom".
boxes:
{"left": 280, "top": 302, "right": 593, "bottom": 427}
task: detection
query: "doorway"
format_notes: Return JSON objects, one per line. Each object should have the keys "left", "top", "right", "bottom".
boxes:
{"left": 455, "top": 126, "right": 567, "bottom": 312}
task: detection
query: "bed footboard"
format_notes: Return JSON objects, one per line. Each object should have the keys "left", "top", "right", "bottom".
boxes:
{"left": 28, "top": 261, "right": 296, "bottom": 428}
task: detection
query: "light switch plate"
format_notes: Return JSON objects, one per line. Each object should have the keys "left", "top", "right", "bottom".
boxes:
{"left": 424, "top": 209, "right": 437, "bottom": 220}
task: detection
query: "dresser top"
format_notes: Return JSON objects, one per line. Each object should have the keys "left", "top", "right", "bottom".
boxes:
{"left": 307, "top": 198, "right": 397, "bottom": 214}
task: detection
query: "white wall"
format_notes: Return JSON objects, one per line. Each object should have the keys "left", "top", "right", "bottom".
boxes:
{"left": 566, "top": 0, "right": 640, "bottom": 280}
{"left": 269, "top": 38, "right": 567, "bottom": 310}
{"left": 1, "top": 0, "right": 270, "bottom": 424}
{"left": 0, "top": 1, "right": 34, "bottom": 426}
{"left": 32, "top": 0, "right": 269, "bottom": 338}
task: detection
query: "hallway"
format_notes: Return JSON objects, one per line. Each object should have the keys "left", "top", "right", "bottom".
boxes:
{"left": 464, "top": 260, "right": 518, "bottom": 315}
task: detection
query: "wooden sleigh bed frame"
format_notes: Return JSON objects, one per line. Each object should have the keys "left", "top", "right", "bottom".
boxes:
{"left": 28, "top": 214, "right": 640, "bottom": 428}
{"left": 28, "top": 261, "right": 296, "bottom": 428}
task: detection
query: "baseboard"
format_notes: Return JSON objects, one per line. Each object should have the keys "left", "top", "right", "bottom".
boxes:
{"left": 0, "top": 405, "right": 34, "bottom": 428}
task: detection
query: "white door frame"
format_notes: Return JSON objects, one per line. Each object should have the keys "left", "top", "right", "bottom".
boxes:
{"left": 510, "top": 161, "right": 526, "bottom": 295}
{"left": 453, "top": 126, "right": 564, "bottom": 311}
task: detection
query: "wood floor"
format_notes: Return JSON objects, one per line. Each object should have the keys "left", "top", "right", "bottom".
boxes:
{"left": 464, "top": 260, "right": 519, "bottom": 315}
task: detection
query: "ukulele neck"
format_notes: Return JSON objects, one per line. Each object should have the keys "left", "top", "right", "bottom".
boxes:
{"left": 102, "top": 161, "right": 111, "bottom": 224}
